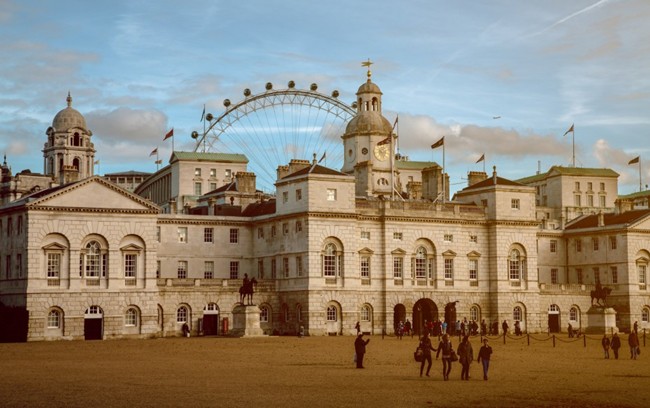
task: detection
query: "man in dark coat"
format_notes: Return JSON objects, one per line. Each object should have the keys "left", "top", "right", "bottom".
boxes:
{"left": 354, "top": 333, "right": 370, "bottom": 368}
{"left": 611, "top": 332, "right": 621, "bottom": 359}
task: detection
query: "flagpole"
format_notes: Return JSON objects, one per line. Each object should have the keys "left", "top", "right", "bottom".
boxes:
{"left": 483, "top": 156, "right": 485, "bottom": 173}
{"left": 572, "top": 128, "right": 576, "bottom": 168}
{"left": 390, "top": 126, "right": 395, "bottom": 201}
{"left": 640, "top": 157, "right": 643, "bottom": 192}
{"left": 442, "top": 140, "right": 446, "bottom": 204}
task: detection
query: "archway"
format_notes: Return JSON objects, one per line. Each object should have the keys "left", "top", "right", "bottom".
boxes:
{"left": 84, "top": 305, "right": 103, "bottom": 340}
{"left": 203, "top": 303, "right": 220, "bottom": 336}
{"left": 548, "top": 304, "right": 560, "bottom": 333}
{"left": 412, "top": 299, "right": 438, "bottom": 336}
{"left": 393, "top": 304, "right": 406, "bottom": 333}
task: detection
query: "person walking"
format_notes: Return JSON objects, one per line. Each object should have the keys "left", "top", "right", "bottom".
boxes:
{"left": 601, "top": 334, "right": 611, "bottom": 359}
{"left": 629, "top": 330, "right": 640, "bottom": 360}
{"left": 355, "top": 321, "right": 361, "bottom": 335}
{"left": 477, "top": 338, "right": 493, "bottom": 380}
{"left": 611, "top": 332, "right": 621, "bottom": 359}
{"left": 457, "top": 335, "right": 474, "bottom": 380}
{"left": 354, "top": 333, "right": 370, "bottom": 368}
{"left": 436, "top": 333, "right": 454, "bottom": 380}
{"left": 502, "top": 320, "right": 509, "bottom": 335}
{"left": 418, "top": 331, "right": 437, "bottom": 377}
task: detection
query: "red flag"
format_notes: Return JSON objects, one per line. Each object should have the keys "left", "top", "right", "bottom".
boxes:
{"left": 628, "top": 156, "right": 640, "bottom": 165}
{"left": 431, "top": 136, "right": 444, "bottom": 149}
{"left": 164, "top": 128, "right": 174, "bottom": 140}
{"left": 149, "top": 148, "right": 158, "bottom": 157}
{"left": 563, "top": 124, "right": 574, "bottom": 136}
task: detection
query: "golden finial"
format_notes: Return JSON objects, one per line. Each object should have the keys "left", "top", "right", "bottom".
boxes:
{"left": 362, "top": 58, "right": 373, "bottom": 80}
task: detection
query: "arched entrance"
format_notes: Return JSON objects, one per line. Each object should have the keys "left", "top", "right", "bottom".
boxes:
{"left": 393, "top": 304, "right": 406, "bottom": 333}
{"left": 203, "top": 303, "right": 220, "bottom": 335}
{"left": 84, "top": 305, "right": 103, "bottom": 340}
{"left": 413, "top": 299, "right": 438, "bottom": 336}
{"left": 445, "top": 301, "right": 460, "bottom": 335}
{"left": 548, "top": 304, "right": 560, "bottom": 333}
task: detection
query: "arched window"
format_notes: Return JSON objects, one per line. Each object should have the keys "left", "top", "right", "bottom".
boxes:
{"left": 415, "top": 246, "right": 427, "bottom": 278}
{"left": 642, "top": 307, "right": 649, "bottom": 324}
{"left": 81, "top": 240, "right": 107, "bottom": 279}
{"left": 125, "top": 308, "right": 138, "bottom": 327}
{"left": 72, "top": 157, "right": 80, "bottom": 171}
{"left": 176, "top": 306, "right": 188, "bottom": 323}
{"left": 509, "top": 249, "right": 521, "bottom": 280}
{"left": 513, "top": 306, "right": 522, "bottom": 322}
{"left": 549, "top": 304, "right": 560, "bottom": 313}
{"left": 322, "top": 242, "right": 342, "bottom": 277}
{"left": 569, "top": 307, "right": 579, "bottom": 321}
{"left": 470, "top": 305, "right": 479, "bottom": 322}
{"left": 327, "top": 305, "right": 337, "bottom": 321}
{"left": 260, "top": 306, "right": 269, "bottom": 323}
{"left": 296, "top": 304, "right": 302, "bottom": 322}
{"left": 361, "top": 305, "right": 371, "bottom": 322}
{"left": 282, "top": 304, "right": 289, "bottom": 322}
{"left": 47, "top": 309, "right": 61, "bottom": 328}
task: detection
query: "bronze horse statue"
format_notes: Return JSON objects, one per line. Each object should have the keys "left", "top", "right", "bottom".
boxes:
{"left": 590, "top": 284, "right": 612, "bottom": 307}
{"left": 239, "top": 274, "right": 257, "bottom": 305}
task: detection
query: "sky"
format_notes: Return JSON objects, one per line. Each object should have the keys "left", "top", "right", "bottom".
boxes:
{"left": 1, "top": 0, "right": 649, "bottom": 195}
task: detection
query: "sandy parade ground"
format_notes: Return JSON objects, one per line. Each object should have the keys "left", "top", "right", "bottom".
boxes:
{"left": 1, "top": 332, "right": 649, "bottom": 408}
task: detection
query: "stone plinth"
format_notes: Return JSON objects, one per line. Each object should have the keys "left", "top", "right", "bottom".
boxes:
{"left": 585, "top": 306, "right": 618, "bottom": 334}
{"left": 230, "top": 305, "right": 264, "bottom": 337}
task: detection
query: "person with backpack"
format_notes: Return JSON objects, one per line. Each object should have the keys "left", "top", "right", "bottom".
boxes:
{"left": 436, "top": 333, "right": 454, "bottom": 380}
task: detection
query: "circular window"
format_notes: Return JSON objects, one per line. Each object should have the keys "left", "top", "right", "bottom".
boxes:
{"left": 361, "top": 147, "right": 368, "bottom": 155}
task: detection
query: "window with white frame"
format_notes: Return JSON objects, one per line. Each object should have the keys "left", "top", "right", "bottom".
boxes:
{"left": 360, "top": 256, "right": 370, "bottom": 278}
{"left": 176, "top": 306, "right": 188, "bottom": 323}
{"left": 444, "top": 234, "right": 453, "bottom": 243}
{"left": 204, "top": 228, "right": 213, "bottom": 243}
{"left": 260, "top": 306, "right": 269, "bottom": 322}
{"left": 47, "top": 252, "right": 61, "bottom": 279}
{"left": 178, "top": 227, "right": 187, "bottom": 243}
{"left": 125, "top": 308, "right": 138, "bottom": 326}
{"left": 81, "top": 240, "right": 107, "bottom": 278}
{"left": 124, "top": 253, "right": 137, "bottom": 280}
{"left": 361, "top": 305, "right": 371, "bottom": 322}
{"left": 511, "top": 198, "right": 520, "bottom": 209}
{"left": 415, "top": 246, "right": 427, "bottom": 279}
{"left": 599, "top": 195, "right": 606, "bottom": 207}
{"left": 229, "top": 228, "right": 239, "bottom": 244}
{"left": 509, "top": 249, "right": 522, "bottom": 281}
{"left": 393, "top": 257, "right": 403, "bottom": 279}
{"left": 210, "top": 168, "right": 216, "bottom": 177}
{"left": 282, "top": 191, "right": 288, "bottom": 203}
{"left": 576, "top": 268, "right": 583, "bottom": 284}
{"left": 295, "top": 221, "right": 302, "bottom": 233}
{"left": 327, "top": 306, "right": 337, "bottom": 321}
{"left": 194, "top": 182, "right": 202, "bottom": 196}
{"left": 360, "top": 231, "right": 370, "bottom": 240}
{"left": 229, "top": 261, "right": 239, "bottom": 279}
{"left": 47, "top": 309, "right": 61, "bottom": 328}
{"left": 513, "top": 306, "right": 522, "bottom": 322}
{"left": 469, "top": 259, "right": 478, "bottom": 284}
{"left": 194, "top": 168, "right": 201, "bottom": 177}
{"left": 225, "top": 169, "right": 232, "bottom": 179}
{"left": 177, "top": 261, "right": 188, "bottom": 279}
{"left": 204, "top": 261, "right": 214, "bottom": 279}
{"left": 393, "top": 232, "right": 403, "bottom": 240}
{"left": 592, "top": 237, "right": 599, "bottom": 251}
{"left": 574, "top": 195, "right": 581, "bottom": 206}
{"left": 470, "top": 306, "right": 479, "bottom": 322}
{"left": 551, "top": 268, "right": 558, "bottom": 284}
{"left": 642, "top": 307, "right": 649, "bottom": 323}
{"left": 210, "top": 182, "right": 217, "bottom": 191}
{"left": 575, "top": 182, "right": 580, "bottom": 191}
{"left": 327, "top": 188, "right": 337, "bottom": 201}
{"left": 469, "top": 235, "right": 478, "bottom": 243}
{"left": 322, "top": 243, "right": 341, "bottom": 277}
{"left": 296, "top": 256, "right": 303, "bottom": 277}
{"left": 609, "top": 236, "right": 617, "bottom": 250}
{"left": 638, "top": 264, "right": 647, "bottom": 286}
{"left": 444, "top": 258, "right": 454, "bottom": 280}
{"left": 611, "top": 266, "right": 618, "bottom": 284}
{"left": 569, "top": 307, "right": 578, "bottom": 321}
{"left": 593, "top": 267, "right": 600, "bottom": 284}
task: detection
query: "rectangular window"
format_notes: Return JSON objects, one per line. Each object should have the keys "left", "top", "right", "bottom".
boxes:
{"left": 576, "top": 268, "right": 583, "bottom": 284}
{"left": 393, "top": 257, "right": 403, "bottom": 279}
{"left": 295, "top": 221, "right": 302, "bottom": 233}
{"left": 282, "top": 191, "right": 289, "bottom": 203}
{"left": 194, "top": 168, "right": 201, "bottom": 177}
{"left": 444, "top": 258, "right": 454, "bottom": 280}
{"left": 16, "top": 254, "right": 22, "bottom": 277}
{"left": 210, "top": 168, "right": 216, "bottom": 177}
{"left": 156, "top": 226, "right": 161, "bottom": 242}
{"left": 360, "top": 256, "right": 370, "bottom": 278}
{"left": 258, "top": 227, "right": 264, "bottom": 239}
{"left": 600, "top": 195, "right": 606, "bottom": 208}
{"left": 210, "top": 182, "right": 217, "bottom": 191}
{"left": 444, "top": 234, "right": 453, "bottom": 243}
{"left": 609, "top": 236, "right": 617, "bottom": 250}
{"left": 587, "top": 194, "right": 594, "bottom": 206}
{"left": 194, "top": 182, "right": 202, "bottom": 196}
{"left": 587, "top": 182, "right": 593, "bottom": 191}
{"left": 178, "top": 227, "right": 187, "bottom": 243}
{"left": 575, "top": 182, "right": 580, "bottom": 191}
{"left": 282, "top": 223, "right": 289, "bottom": 235}
{"left": 469, "top": 259, "right": 478, "bottom": 281}
{"left": 204, "top": 228, "right": 214, "bottom": 243}
{"left": 550, "top": 240, "right": 557, "bottom": 253}
{"left": 600, "top": 182, "right": 605, "bottom": 191}
{"left": 296, "top": 189, "right": 302, "bottom": 201}
{"left": 469, "top": 235, "right": 478, "bottom": 243}
{"left": 271, "top": 225, "right": 277, "bottom": 237}
{"left": 574, "top": 195, "right": 581, "bottom": 206}
{"left": 225, "top": 169, "right": 232, "bottom": 178}
{"left": 258, "top": 259, "right": 264, "bottom": 279}
{"left": 204, "top": 261, "right": 214, "bottom": 279}
{"left": 639, "top": 265, "right": 647, "bottom": 285}
{"left": 393, "top": 232, "right": 403, "bottom": 240}
{"left": 124, "top": 254, "right": 137, "bottom": 278}
{"left": 271, "top": 259, "right": 277, "bottom": 279}
{"left": 361, "top": 231, "right": 370, "bottom": 240}
{"left": 283, "top": 257, "right": 289, "bottom": 278}
{"left": 576, "top": 239, "right": 582, "bottom": 252}
{"left": 229, "top": 228, "right": 239, "bottom": 244}
{"left": 551, "top": 268, "right": 558, "bottom": 284}
{"left": 511, "top": 199, "right": 520, "bottom": 210}
{"left": 296, "top": 256, "right": 303, "bottom": 277}
{"left": 229, "top": 261, "right": 239, "bottom": 279}
{"left": 5, "top": 255, "right": 10, "bottom": 279}
{"left": 177, "top": 261, "right": 187, "bottom": 279}
{"left": 47, "top": 253, "right": 61, "bottom": 278}
{"left": 593, "top": 267, "right": 600, "bottom": 284}
{"left": 156, "top": 260, "right": 161, "bottom": 279}
{"left": 327, "top": 188, "right": 337, "bottom": 201}
{"left": 611, "top": 266, "right": 618, "bottom": 284}
{"left": 592, "top": 237, "right": 599, "bottom": 251}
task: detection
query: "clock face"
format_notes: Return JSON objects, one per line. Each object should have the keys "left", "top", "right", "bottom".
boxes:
{"left": 374, "top": 144, "right": 389, "bottom": 161}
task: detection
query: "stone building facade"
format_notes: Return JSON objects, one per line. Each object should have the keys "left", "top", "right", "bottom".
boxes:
{"left": 1, "top": 75, "right": 649, "bottom": 341}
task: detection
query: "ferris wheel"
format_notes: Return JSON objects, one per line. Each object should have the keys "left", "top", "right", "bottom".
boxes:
{"left": 192, "top": 81, "right": 356, "bottom": 193}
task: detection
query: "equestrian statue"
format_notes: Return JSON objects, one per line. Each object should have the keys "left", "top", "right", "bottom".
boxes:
{"left": 239, "top": 273, "right": 258, "bottom": 305}
{"left": 590, "top": 281, "right": 612, "bottom": 307}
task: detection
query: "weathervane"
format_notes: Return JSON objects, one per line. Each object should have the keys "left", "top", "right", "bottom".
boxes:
{"left": 362, "top": 58, "right": 373, "bottom": 80}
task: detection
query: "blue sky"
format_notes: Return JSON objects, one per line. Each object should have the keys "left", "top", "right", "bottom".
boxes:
{"left": 1, "top": 0, "right": 649, "bottom": 195}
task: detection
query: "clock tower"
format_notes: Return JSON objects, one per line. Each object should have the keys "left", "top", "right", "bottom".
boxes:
{"left": 341, "top": 62, "right": 396, "bottom": 197}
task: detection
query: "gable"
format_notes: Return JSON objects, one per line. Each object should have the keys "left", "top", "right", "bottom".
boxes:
{"left": 28, "top": 177, "right": 158, "bottom": 212}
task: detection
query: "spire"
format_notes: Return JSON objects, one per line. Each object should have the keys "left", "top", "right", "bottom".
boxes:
{"left": 66, "top": 91, "right": 72, "bottom": 108}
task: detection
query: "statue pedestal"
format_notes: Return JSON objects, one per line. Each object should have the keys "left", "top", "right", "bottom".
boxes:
{"left": 585, "top": 306, "right": 618, "bottom": 334}
{"left": 230, "top": 305, "right": 264, "bottom": 337}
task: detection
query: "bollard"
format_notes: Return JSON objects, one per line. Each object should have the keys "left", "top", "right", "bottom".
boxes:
{"left": 552, "top": 334, "right": 556, "bottom": 348}
{"left": 527, "top": 333, "right": 530, "bottom": 346}
{"left": 644, "top": 329, "right": 646, "bottom": 347}
{"left": 503, "top": 332, "right": 506, "bottom": 345}
{"left": 583, "top": 333, "right": 586, "bottom": 348}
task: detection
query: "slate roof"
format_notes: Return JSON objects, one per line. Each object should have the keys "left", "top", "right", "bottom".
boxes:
{"left": 242, "top": 199, "right": 276, "bottom": 217}
{"left": 564, "top": 209, "right": 650, "bottom": 230}
{"left": 517, "top": 166, "right": 619, "bottom": 184}
{"left": 170, "top": 151, "right": 249, "bottom": 163}
{"left": 282, "top": 164, "right": 347, "bottom": 179}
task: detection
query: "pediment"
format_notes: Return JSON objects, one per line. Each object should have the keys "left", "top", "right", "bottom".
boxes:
{"left": 120, "top": 243, "right": 144, "bottom": 251}
{"left": 358, "top": 247, "right": 374, "bottom": 255}
{"left": 42, "top": 242, "right": 67, "bottom": 251}
{"left": 467, "top": 250, "right": 482, "bottom": 258}
{"left": 442, "top": 249, "right": 457, "bottom": 257}
{"left": 27, "top": 176, "right": 158, "bottom": 212}
{"left": 391, "top": 248, "right": 407, "bottom": 255}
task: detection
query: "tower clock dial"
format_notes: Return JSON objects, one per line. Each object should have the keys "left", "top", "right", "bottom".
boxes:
{"left": 373, "top": 144, "right": 389, "bottom": 161}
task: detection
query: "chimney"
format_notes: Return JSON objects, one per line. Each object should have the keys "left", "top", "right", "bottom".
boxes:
{"left": 598, "top": 211, "right": 605, "bottom": 227}
{"left": 467, "top": 171, "right": 488, "bottom": 187}
{"left": 235, "top": 172, "right": 256, "bottom": 194}
{"left": 492, "top": 166, "right": 497, "bottom": 185}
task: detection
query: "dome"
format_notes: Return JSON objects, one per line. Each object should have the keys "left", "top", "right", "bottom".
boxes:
{"left": 345, "top": 112, "right": 393, "bottom": 135}
{"left": 356, "top": 79, "right": 382, "bottom": 96}
{"left": 52, "top": 93, "right": 87, "bottom": 132}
